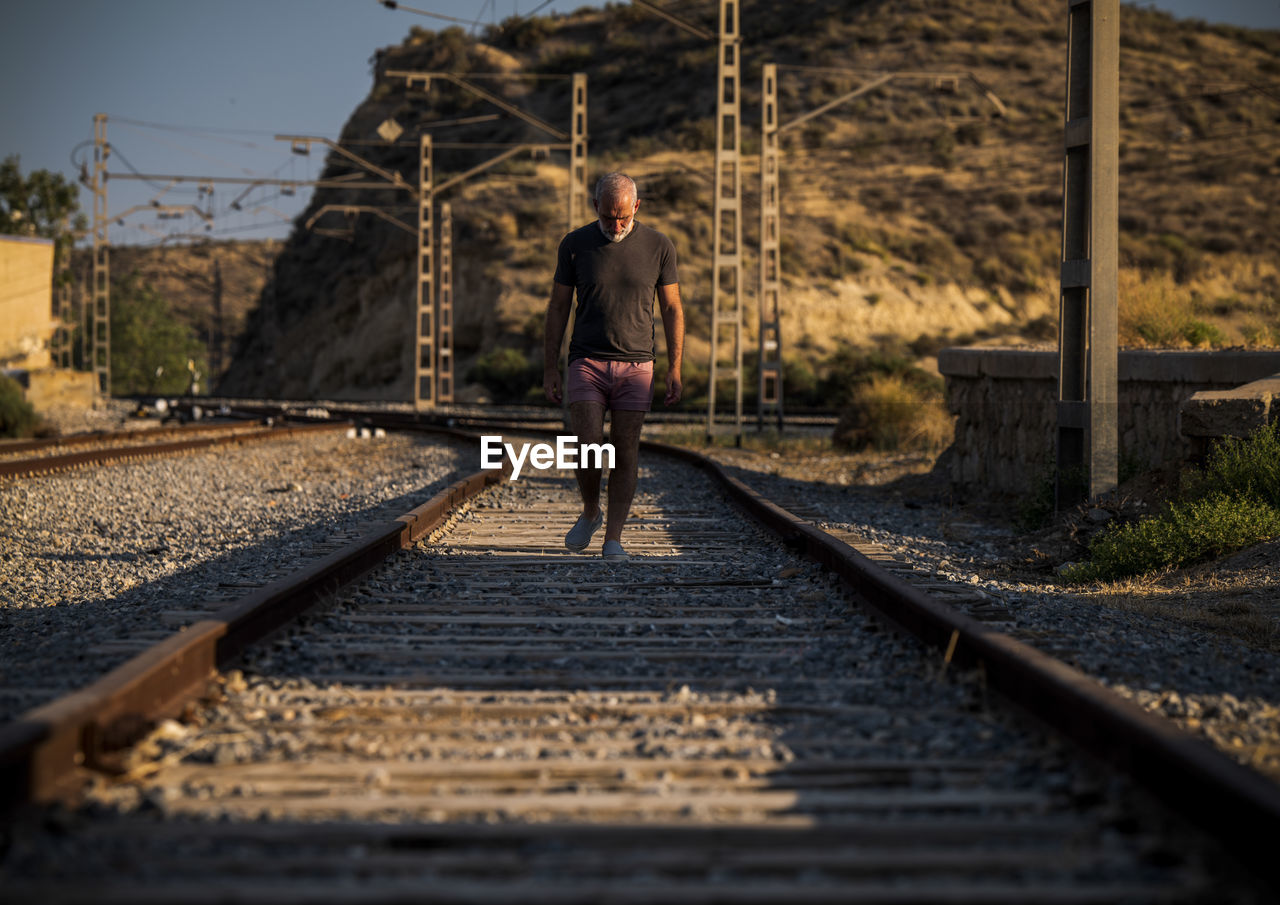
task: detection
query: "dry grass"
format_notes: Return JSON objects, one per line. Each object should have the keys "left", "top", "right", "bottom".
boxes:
{"left": 1081, "top": 580, "right": 1280, "bottom": 654}
{"left": 834, "top": 375, "right": 954, "bottom": 454}
{"left": 1118, "top": 269, "right": 1223, "bottom": 348}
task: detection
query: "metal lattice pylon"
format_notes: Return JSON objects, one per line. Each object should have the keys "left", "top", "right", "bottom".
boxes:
{"left": 707, "top": 0, "right": 743, "bottom": 444}
{"left": 52, "top": 278, "right": 73, "bottom": 369}
{"left": 438, "top": 201, "right": 454, "bottom": 403}
{"left": 758, "top": 62, "right": 783, "bottom": 431}
{"left": 1056, "top": 0, "right": 1119, "bottom": 505}
{"left": 414, "top": 134, "right": 435, "bottom": 410}
{"left": 91, "top": 113, "right": 110, "bottom": 394}
{"left": 569, "top": 73, "right": 589, "bottom": 232}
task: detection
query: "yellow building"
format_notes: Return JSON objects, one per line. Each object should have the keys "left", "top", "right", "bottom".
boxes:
{"left": 0, "top": 234, "right": 56, "bottom": 370}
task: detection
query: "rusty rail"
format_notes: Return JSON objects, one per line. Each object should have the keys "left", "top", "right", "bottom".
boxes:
{"left": 0, "top": 418, "right": 265, "bottom": 456}
{"left": 647, "top": 438, "right": 1280, "bottom": 888}
{"left": 0, "top": 462, "right": 503, "bottom": 810}
{"left": 0, "top": 421, "right": 347, "bottom": 479}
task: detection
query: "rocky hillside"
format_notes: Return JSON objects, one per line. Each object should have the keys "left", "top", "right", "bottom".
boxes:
{"left": 80, "top": 239, "right": 279, "bottom": 386}
{"left": 218, "top": 0, "right": 1280, "bottom": 402}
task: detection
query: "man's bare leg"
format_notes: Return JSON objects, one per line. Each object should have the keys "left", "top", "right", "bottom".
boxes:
{"left": 569, "top": 401, "right": 606, "bottom": 520}
{"left": 603, "top": 409, "right": 646, "bottom": 544}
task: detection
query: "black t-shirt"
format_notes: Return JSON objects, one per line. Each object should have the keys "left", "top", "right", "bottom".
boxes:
{"left": 553, "top": 221, "right": 678, "bottom": 363}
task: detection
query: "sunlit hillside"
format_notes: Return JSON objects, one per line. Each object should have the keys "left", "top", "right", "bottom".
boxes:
{"left": 209, "top": 0, "right": 1279, "bottom": 401}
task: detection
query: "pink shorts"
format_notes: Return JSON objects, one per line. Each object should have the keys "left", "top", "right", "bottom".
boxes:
{"left": 567, "top": 358, "right": 654, "bottom": 411}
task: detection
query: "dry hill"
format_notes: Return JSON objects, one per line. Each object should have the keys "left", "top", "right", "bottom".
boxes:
{"left": 217, "top": 0, "right": 1280, "bottom": 403}
{"left": 77, "top": 239, "right": 279, "bottom": 387}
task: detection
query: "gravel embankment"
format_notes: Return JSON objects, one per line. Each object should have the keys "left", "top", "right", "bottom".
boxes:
{"left": 0, "top": 429, "right": 472, "bottom": 722}
{"left": 691, "top": 443, "right": 1280, "bottom": 786}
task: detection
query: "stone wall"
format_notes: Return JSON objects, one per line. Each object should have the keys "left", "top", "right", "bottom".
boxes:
{"left": 938, "top": 348, "right": 1280, "bottom": 496}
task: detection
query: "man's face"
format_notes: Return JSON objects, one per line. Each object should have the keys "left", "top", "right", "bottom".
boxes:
{"left": 594, "top": 192, "right": 639, "bottom": 243}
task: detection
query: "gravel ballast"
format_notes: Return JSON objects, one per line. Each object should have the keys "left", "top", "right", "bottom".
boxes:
{"left": 691, "top": 441, "right": 1280, "bottom": 787}
{"left": 0, "top": 429, "right": 471, "bottom": 722}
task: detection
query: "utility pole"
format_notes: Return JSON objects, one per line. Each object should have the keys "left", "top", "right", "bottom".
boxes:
{"left": 707, "top": 0, "right": 743, "bottom": 445}
{"left": 569, "top": 72, "right": 589, "bottom": 233}
{"left": 52, "top": 279, "right": 73, "bottom": 369}
{"left": 385, "top": 69, "right": 587, "bottom": 409}
{"left": 91, "top": 113, "right": 110, "bottom": 395}
{"left": 761, "top": 67, "right": 1005, "bottom": 432}
{"left": 210, "top": 258, "right": 224, "bottom": 384}
{"left": 758, "top": 62, "right": 783, "bottom": 432}
{"left": 439, "top": 201, "right": 454, "bottom": 402}
{"left": 1056, "top": 0, "right": 1119, "bottom": 506}
{"left": 415, "top": 133, "right": 436, "bottom": 410}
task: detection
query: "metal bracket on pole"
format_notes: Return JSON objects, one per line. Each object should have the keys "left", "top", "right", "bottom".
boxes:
{"left": 707, "top": 0, "right": 743, "bottom": 445}
{"left": 385, "top": 70, "right": 570, "bottom": 142}
{"left": 1056, "top": 0, "right": 1119, "bottom": 506}
{"left": 414, "top": 134, "right": 435, "bottom": 411}
{"left": 305, "top": 204, "right": 416, "bottom": 235}
{"left": 91, "top": 114, "right": 110, "bottom": 396}
{"left": 758, "top": 62, "right": 783, "bottom": 432}
{"left": 438, "top": 201, "right": 454, "bottom": 403}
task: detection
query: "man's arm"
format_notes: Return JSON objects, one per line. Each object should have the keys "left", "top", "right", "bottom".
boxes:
{"left": 657, "top": 282, "right": 684, "bottom": 406}
{"left": 543, "top": 282, "right": 574, "bottom": 404}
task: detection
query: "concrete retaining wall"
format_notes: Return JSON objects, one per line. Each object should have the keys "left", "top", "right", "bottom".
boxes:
{"left": 938, "top": 348, "right": 1280, "bottom": 496}
{"left": 0, "top": 235, "right": 55, "bottom": 370}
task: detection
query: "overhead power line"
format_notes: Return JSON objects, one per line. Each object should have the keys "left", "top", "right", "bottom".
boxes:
{"left": 375, "top": 0, "right": 485, "bottom": 28}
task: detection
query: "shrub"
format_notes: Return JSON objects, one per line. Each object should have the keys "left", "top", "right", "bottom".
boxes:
{"left": 832, "top": 374, "right": 951, "bottom": 453}
{"left": 1067, "top": 424, "right": 1280, "bottom": 582}
{"left": 1063, "top": 494, "right": 1280, "bottom": 583}
{"left": 1183, "top": 423, "right": 1280, "bottom": 510}
{"left": 1119, "top": 270, "right": 1224, "bottom": 349}
{"left": 467, "top": 347, "right": 540, "bottom": 401}
{"left": 109, "top": 274, "right": 205, "bottom": 396}
{"left": 1181, "top": 319, "right": 1226, "bottom": 348}
{"left": 0, "top": 374, "right": 38, "bottom": 438}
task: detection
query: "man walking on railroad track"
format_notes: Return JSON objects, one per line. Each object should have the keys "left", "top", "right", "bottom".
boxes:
{"left": 543, "top": 172, "right": 684, "bottom": 563}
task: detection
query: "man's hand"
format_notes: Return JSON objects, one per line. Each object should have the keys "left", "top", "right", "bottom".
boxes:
{"left": 544, "top": 366, "right": 563, "bottom": 404}
{"left": 664, "top": 369, "right": 682, "bottom": 406}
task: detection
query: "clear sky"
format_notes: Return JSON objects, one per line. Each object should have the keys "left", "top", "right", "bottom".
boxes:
{"left": 2, "top": 0, "right": 1276, "bottom": 246}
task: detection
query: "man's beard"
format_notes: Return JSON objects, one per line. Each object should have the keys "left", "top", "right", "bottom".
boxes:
{"left": 600, "top": 220, "right": 635, "bottom": 243}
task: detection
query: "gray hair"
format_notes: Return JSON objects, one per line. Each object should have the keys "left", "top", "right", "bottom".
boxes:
{"left": 594, "top": 172, "right": 637, "bottom": 203}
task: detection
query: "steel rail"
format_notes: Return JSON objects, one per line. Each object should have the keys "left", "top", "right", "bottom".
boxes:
{"left": 0, "top": 439, "right": 505, "bottom": 811}
{"left": 646, "top": 438, "right": 1280, "bottom": 889}
{"left": 337, "top": 405, "right": 1280, "bottom": 885}
{"left": 0, "top": 422, "right": 347, "bottom": 479}
{"left": 0, "top": 420, "right": 265, "bottom": 456}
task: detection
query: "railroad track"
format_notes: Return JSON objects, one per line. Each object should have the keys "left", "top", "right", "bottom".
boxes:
{"left": 2, "top": 427, "right": 1276, "bottom": 901}
{"left": 0, "top": 419, "right": 350, "bottom": 478}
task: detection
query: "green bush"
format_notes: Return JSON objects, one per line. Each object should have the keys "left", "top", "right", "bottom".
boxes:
{"left": 1067, "top": 423, "right": 1280, "bottom": 582}
{"left": 1063, "top": 494, "right": 1280, "bottom": 583}
{"left": 109, "top": 274, "right": 205, "bottom": 396}
{"left": 1181, "top": 319, "right": 1226, "bottom": 348}
{"left": 1182, "top": 423, "right": 1280, "bottom": 509}
{"left": 0, "top": 374, "right": 38, "bottom": 438}
{"left": 467, "top": 347, "right": 540, "bottom": 401}
{"left": 832, "top": 374, "right": 951, "bottom": 453}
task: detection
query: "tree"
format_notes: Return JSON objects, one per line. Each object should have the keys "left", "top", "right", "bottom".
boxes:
{"left": 109, "top": 273, "right": 205, "bottom": 396}
{"left": 0, "top": 155, "right": 87, "bottom": 277}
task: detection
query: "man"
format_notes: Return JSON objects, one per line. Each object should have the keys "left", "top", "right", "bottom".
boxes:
{"left": 543, "top": 172, "right": 684, "bottom": 563}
